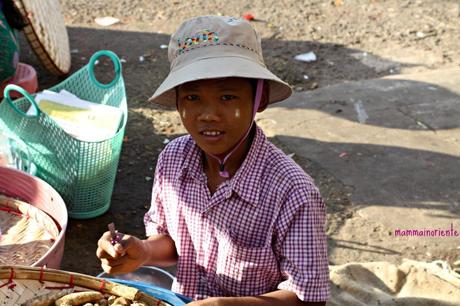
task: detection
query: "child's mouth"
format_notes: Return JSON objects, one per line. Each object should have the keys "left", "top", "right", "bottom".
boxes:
{"left": 199, "top": 130, "right": 225, "bottom": 141}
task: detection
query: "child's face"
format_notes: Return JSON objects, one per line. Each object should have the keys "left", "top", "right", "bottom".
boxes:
{"left": 177, "top": 77, "right": 255, "bottom": 156}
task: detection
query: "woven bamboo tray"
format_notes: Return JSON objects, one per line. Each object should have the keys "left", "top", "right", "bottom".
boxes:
{"left": 0, "top": 194, "right": 59, "bottom": 266}
{"left": 12, "top": 0, "right": 71, "bottom": 75}
{"left": 0, "top": 166, "right": 67, "bottom": 269}
{"left": 0, "top": 266, "right": 171, "bottom": 305}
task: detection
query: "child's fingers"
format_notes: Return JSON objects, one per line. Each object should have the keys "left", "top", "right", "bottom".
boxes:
{"left": 100, "top": 260, "right": 124, "bottom": 275}
{"left": 118, "top": 234, "right": 134, "bottom": 250}
{"left": 96, "top": 247, "right": 117, "bottom": 261}
{"left": 102, "top": 252, "right": 131, "bottom": 265}
{"left": 97, "top": 231, "right": 119, "bottom": 258}
{"left": 100, "top": 253, "right": 132, "bottom": 274}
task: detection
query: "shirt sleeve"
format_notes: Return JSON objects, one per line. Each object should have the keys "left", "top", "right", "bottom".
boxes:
{"left": 144, "top": 152, "right": 169, "bottom": 237}
{"left": 275, "top": 183, "right": 330, "bottom": 302}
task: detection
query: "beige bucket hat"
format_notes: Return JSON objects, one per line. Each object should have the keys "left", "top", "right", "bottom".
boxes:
{"left": 148, "top": 15, "right": 292, "bottom": 106}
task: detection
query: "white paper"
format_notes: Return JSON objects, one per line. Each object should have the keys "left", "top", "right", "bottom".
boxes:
{"left": 294, "top": 52, "right": 317, "bottom": 62}
{"left": 28, "top": 90, "right": 123, "bottom": 142}
{"left": 95, "top": 16, "right": 120, "bottom": 27}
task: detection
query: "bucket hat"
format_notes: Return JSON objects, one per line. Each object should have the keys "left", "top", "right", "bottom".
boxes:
{"left": 149, "top": 15, "right": 292, "bottom": 106}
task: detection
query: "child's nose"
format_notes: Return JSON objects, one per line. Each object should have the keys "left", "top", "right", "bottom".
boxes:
{"left": 197, "top": 103, "right": 220, "bottom": 122}
{"left": 198, "top": 112, "right": 220, "bottom": 122}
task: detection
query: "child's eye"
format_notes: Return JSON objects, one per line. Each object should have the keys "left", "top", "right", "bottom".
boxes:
{"left": 185, "top": 95, "right": 199, "bottom": 101}
{"left": 221, "top": 95, "right": 236, "bottom": 101}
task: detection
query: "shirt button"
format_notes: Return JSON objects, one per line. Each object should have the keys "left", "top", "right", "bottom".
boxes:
{"left": 225, "top": 191, "right": 232, "bottom": 199}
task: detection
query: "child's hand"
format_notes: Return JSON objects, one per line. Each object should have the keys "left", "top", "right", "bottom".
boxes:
{"left": 96, "top": 231, "right": 147, "bottom": 274}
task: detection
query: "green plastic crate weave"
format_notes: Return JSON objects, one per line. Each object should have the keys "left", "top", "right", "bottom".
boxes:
{"left": 0, "top": 50, "right": 127, "bottom": 219}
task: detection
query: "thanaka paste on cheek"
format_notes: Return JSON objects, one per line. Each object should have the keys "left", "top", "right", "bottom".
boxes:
{"left": 235, "top": 108, "right": 240, "bottom": 118}
{"left": 181, "top": 109, "right": 186, "bottom": 119}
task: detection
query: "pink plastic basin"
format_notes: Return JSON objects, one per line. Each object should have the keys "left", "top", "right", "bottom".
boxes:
{"left": 0, "top": 62, "right": 38, "bottom": 99}
{"left": 0, "top": 166, "right": 67, "bottom": 268}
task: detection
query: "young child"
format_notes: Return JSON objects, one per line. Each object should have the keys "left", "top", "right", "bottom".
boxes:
{"left": 97, "top": 15, "right": 330, "bottom": 305}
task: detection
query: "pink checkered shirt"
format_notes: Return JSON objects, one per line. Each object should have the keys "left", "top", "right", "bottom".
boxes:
{"left": 144, "top": 126, "right": 330, "bottom": 301}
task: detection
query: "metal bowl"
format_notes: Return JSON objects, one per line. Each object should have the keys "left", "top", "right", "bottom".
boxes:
{"left": 98, "top": 266, "right": 175, "bottom": 290}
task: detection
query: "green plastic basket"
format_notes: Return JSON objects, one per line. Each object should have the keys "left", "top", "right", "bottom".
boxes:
{"left": 0, "top": 50, "right": 127, "bottom": 219}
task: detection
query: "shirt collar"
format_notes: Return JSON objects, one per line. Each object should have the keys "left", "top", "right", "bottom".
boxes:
{"left": 230, "top": 125, "right": 267, "bottom": 206}
{"left": 180, "top": 125, "right": 268, "bottom": 206}
{"left": 179, "top": 135, "right": 207, "bottom": 183}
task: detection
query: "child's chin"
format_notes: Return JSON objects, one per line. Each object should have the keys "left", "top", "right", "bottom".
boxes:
{"left": 196, "top": 143, "right": 229, "bottom": 157}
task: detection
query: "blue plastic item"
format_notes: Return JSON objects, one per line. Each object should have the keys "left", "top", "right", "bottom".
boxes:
{"left": 97, "top": 265, "right": 175, "bottom": 290}
{"left": 103, "top": 278, "right": 192, "bottom": 305}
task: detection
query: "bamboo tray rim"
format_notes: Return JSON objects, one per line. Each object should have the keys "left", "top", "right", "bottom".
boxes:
{"left": 0, "top": 265, "right": 170, "bottom": 305}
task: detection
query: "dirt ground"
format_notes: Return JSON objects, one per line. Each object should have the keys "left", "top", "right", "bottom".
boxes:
{"left": 15, "top": 0, "right": 460, "bottom": 276}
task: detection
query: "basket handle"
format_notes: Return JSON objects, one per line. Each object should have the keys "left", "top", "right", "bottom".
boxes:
{"left": 3, "top": 84, "right": 40, "bottom": 118}
{"left": 88, "top": 50, "right": 122, "bottom": 89}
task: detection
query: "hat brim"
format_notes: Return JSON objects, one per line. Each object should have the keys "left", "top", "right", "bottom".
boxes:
{"left": 148, "top": 56, "right": 292, "bottom": 107}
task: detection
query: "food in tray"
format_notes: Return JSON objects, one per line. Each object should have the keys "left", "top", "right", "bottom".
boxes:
{"left": 20, "top": 288, "right": 73, "bottom": 306}
{"left": 21, "top": 290, "right": 151, "bottom": 306}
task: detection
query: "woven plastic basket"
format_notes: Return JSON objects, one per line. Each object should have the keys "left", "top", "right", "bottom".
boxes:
{"left": 0, "top": 266, "right": 172, "bottom": 306}
{"left": 0, "top": 50, "right": 127, "bottom": 219}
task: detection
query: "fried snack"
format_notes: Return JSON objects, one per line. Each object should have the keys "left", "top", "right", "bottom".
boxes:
{"left": 55, "top": 291, "right": 104, "bottom": 306}
{"left": 111, "top": 296, "right": 131, "bottom": 305}
{"left": 20, "top": 289, "right": 74, "bottom": 306}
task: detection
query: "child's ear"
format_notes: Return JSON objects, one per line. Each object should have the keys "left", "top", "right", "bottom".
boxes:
{"left": 257, "top": 82, "right": 270, "bottom": 112}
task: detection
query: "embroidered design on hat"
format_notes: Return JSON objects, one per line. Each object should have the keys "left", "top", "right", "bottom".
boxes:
{"left": 177, "top": 29, "right": 219, "bottom": 55}
{"left": 226, "top": 17, "right": 240, "bottom": 23}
